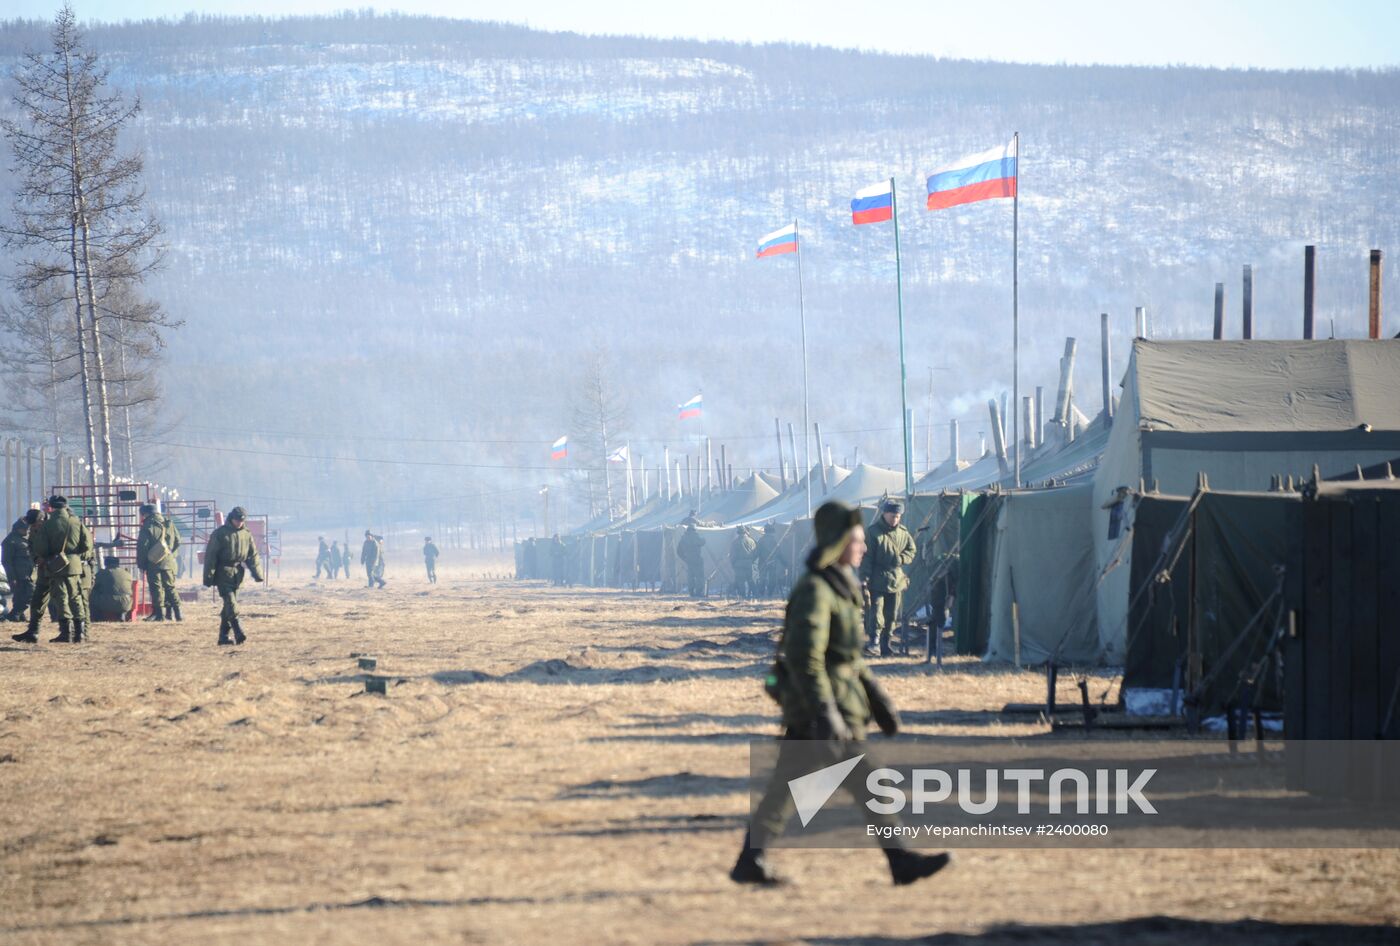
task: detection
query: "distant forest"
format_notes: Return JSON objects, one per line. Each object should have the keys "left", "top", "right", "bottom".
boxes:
{"left": 1, "top": 12, "right": 1396, "bottom": 533}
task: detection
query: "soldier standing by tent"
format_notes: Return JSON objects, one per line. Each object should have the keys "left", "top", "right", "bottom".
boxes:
{"left": 2, "top": 513, "right": 36, "bottom": 622}
{"left": 549, "top": 534, "right": 565, "bottom": 586}
{"left": 91, "top": 556, "right": 135, "bottom": 622}
{"left": 755, "top": 523, "right": 783, "bottom": 597}
{"left": 137, "top": 504, "right": 181, "bottom": 622}
{"left": 423, "top": 536, "right": 440, "bottom": 583}
{"left": 204, "top": 506, "right": 264, "bottom": 645}
{"left": 861, "top": 499, "right": 917, "bottom": 657}
{"left": 729, "top": 526, "right": 758, "bottom": 598}
{"left": 12, "top": 496, "right": 93, "bottom": 644}
{"left": 361, "top": 530, "right": 386, "bottom": 588}
{"left": 314, "top": 537, "right": 332, "bottom": 578}
{"left": 677, "top": 523, "right": 707, "bottom": 598}
{"left": 730, "top": 499, "right": 949, "bottom": 886}
{"left": 329, "top": 540, "right": 343, "bottom": 580}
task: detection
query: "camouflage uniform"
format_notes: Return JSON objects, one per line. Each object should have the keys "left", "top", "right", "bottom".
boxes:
{"left": 20, "top": 501, "right": 93, "bottom": 643}
{"left": 360, "top": 533, "right": 386, "bottom": 588}
{"left": 203, "top": 510, "right": 264, "bottom": 645}
{"left": 2, "top": 518, "right": 35, "bottom": 622}
{"left": 677, "top": 525, "right": 706, "bottom": 598}
{"left": 423, "top": 538, "right": 439, "bottom": 583}
{"left": 860, "top": 508, "right": 917, "bottom": 656}
{"left": 91, "top": 560, "right": 135, "bottom": 621}
{"left": 137, "top": 509, "right": 181, "bottom": 621}
{"left": 729, "top": 527, "right": 758, "bottom": 598}
{"left": 731, "top": 500, "right": 947, "bottom": 888}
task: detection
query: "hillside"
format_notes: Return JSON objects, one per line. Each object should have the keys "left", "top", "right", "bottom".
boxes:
{"left": 0, "top": 12, "right": 1396, "bottom": 527}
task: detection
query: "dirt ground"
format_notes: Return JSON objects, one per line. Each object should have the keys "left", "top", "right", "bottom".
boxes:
{"left": 2, "top": 548, "right": 1398, "bottom": 945}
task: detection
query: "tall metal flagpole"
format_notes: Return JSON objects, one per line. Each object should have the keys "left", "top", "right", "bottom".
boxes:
{"left": 891, "top": 177, "right": 913, "bottom": 496}
{"left": 795, "top": 219, "right": 813, "bottom": 519}
{"left": 1012, "top": 131, "right": 1021, "bottom": 488}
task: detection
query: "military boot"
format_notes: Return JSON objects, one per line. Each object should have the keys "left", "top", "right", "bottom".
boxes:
{"left": 142, "top": 609, "right": 160, "bottom": 622}
{"left": 71, "top": 620, "right": 86, "bottom": 643}
{"left": 729, "top": 832, "right": 785, "bottom": 886}
{"left": 170, "top": 599, "right": 183, "bottom": 622}
{"left": 49, "top": 619, "right": 71, "bottom": 644}
{"left": 217, "top": 617, "right": 232, "bottom": 646}
{"left": 164, "top": 602, "right": 174, "bottom": 620}
{"left": 12, "top": 618, "right": 39, "bottom": 643}
{"left": 885, "top": 847, "right": 951, "bottom": 886}
{"left": 231, "top": 618, "right": 247, "bottom": 645}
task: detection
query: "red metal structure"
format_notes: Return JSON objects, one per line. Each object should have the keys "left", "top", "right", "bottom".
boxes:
{"left": 164, "top": 499, "right": 219, "bottom": 581}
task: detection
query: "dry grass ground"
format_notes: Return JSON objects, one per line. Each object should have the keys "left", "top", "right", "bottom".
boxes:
{"left": 2, "top": 548, "right": 1398, "bottom": 945}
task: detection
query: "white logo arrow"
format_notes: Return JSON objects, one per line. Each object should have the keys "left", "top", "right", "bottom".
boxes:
{"left": 788, "top": 753, "right": 865, "bottom": 827}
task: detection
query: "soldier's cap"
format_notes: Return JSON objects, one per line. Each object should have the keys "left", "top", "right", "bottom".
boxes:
{"left": 47, "top": 495, "right": 67, "bottom": 508}
{"left": 104, "top": 556, "right": 121, "bottom": 568}
{"left": 881, "top": 499, "right": 904, "bottom": 515}
{"left": 812, "top": 500, "right": 864, "bottom": 570}
{"left": 228, "top": 506, "right": 247, "bottom": 521}
{"left": 139, "top": 503, "right": 155, "bottom": 516}
{"left": 24, "top": 508, "right": 41, "bottom": 525}
{"left": 365, "top": 529, "right": 372, "bottom": 536}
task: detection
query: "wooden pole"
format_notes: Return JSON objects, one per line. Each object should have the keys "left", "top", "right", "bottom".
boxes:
{"left": 719, "top": 444, "right": 728, "bottom": 491}
{"left": 814, "top": 422, "right": 828, "bottom": 495}
{"left": 1022, "top": 397, "right": 1034, "bottom": 454}
{"left": 1134, "top": 306, "right": 1146, "bottom": 339}
{"left": 1370, "top": 249, "right": 1383, "bottom": 340}
{"left": 1242, "top": 264, "right": 1254, "bottom": 340}
{"left": 705, "top": 438, "right": 713, "bottom": 498}
{"left": 1304, "top": 245, "right": 1316, "bottom": 340}
{"left": 1213, "top": 283, "right": 1225, "bottom": 340}
{"left": 949, "top": 419, "right": 960, "bottom": 465}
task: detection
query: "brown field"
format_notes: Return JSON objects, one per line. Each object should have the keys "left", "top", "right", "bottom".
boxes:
{"left": 2, "top": 548, "right": 1398, "bottom": 945}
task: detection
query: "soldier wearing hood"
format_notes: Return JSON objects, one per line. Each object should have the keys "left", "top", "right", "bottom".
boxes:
{"left": 729, "top": 500, "right": 949, "bottom": 887}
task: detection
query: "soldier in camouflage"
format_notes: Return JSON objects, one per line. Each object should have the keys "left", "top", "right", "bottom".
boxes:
{"left": 12, "top": 496, "right": 92, "bottom": 644}
{"left": 730, "top": 500, "right": 949, "bottom": 887}
{"left": 861, "top": 499, "right": 917, "bottom": 657}
{"left": 203, "top": 506, "right": 264, "bottom": 645}
{"left": 137, "top": 503, "right": 182, "bottom": 622}
{"left": 2, "top": 513, "right": 36, "bottom": 622}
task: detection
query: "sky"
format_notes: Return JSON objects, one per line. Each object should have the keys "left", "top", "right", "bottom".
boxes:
{"left": 5, "top": 0, "right": 1400, "bottom": 70}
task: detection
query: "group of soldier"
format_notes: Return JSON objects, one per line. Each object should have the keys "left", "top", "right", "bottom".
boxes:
{"left": 2, "top": 497, "right": 264, "bottom": 646}
{"left": 314, "top": 532, "right": 441, "bottom": 587}
{"left": 313, "top": 537, "right": 357, "bottom": 580}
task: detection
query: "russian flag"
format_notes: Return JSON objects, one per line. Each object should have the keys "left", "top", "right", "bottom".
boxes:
{"left": 756, "top": 223, "right": 797, "bottom": 258}
{"left": 678, "top": 394, "right": 702, "bottom": 421}
{"left": 550, "top": 436, "right": 567, "bottom": 461}
{"left": 851, "top": 180, "right": 894, "bottom": 225}
{"left": 927, "top": 139, "right": 1017, "bottom": 211}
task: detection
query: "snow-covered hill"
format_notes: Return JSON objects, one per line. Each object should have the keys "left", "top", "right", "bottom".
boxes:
{"left": 1, "top": 13, "right": 1396, "bottom": 523}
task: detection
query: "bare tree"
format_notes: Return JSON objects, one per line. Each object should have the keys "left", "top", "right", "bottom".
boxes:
{"left": 570, "top": 347, "right": 630, "bottom": 521}
{"left": 1, "top": 5, "right": 166, "bottom": 487}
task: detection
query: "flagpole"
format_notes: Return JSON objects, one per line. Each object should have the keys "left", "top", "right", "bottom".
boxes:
{"left": 795, "top": 218, "right": 813, "bottom": 519}
{"left": 892, "top": 177, "right": 913, "bottom": 497}
{"left": 1012, "top": 131, "right": 1021, "bottom": 488}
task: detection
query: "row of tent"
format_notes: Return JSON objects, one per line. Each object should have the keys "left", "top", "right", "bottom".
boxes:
{"left": 517, "top": 340, "right": 1400, "bottom": 715}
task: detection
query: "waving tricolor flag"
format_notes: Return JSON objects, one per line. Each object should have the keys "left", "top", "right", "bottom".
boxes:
{"left": 756, "top": 223, "right": 797, "bottom": 258}
{"left": 851, "top": 180, "right": 894, "bottom": 225}
{"left": 550, "top": 436, "right": 568, "bottom": 461}
{"left": 927, "top": 139, "right": 1018, "bottom": 211}
{"left": 678, "top": 394, "right": 703, "bottom": 421}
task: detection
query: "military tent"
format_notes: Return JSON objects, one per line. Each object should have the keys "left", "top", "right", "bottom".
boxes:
{"left": 1094, "top": 339, "right": 1400, "bottom": 660}
{"left": 983, "top": 483, "right": 1101, "bottom": 665}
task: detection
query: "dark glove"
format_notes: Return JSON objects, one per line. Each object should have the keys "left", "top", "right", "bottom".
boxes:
{"left": 810, "top": 701, "right": 854, "bottom": 742}
{"left": 862, "top": 676, "right": 902, "bottom": 737}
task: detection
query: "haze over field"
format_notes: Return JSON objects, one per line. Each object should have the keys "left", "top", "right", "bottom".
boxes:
{"left": 1, "top": 12, "right": 1397, "bottom": 530}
